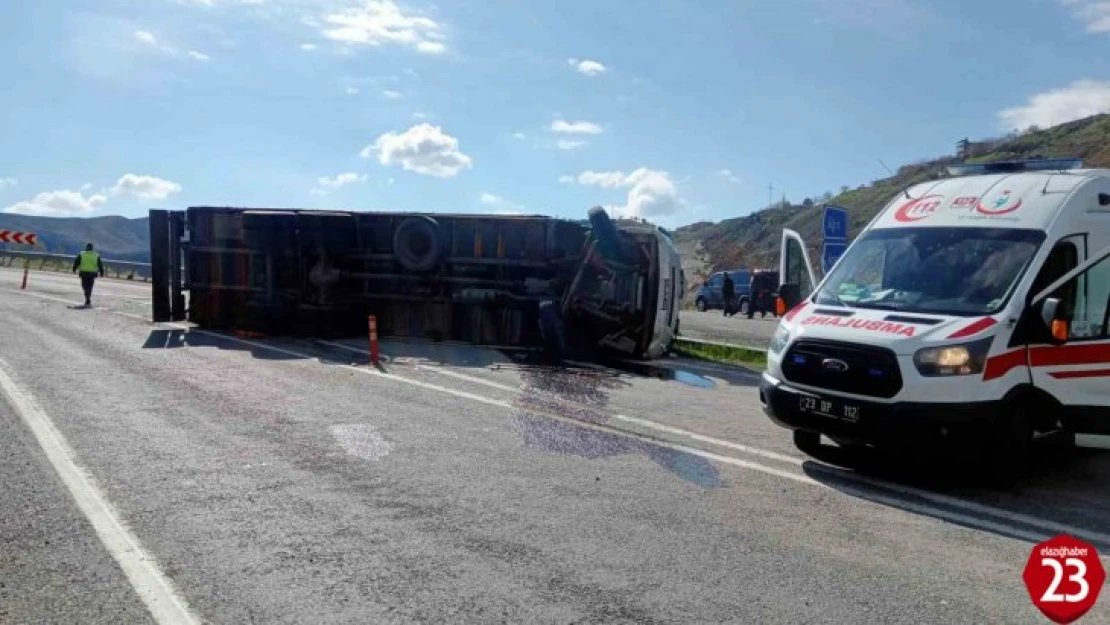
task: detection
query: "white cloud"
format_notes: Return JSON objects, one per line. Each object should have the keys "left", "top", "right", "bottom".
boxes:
{"left": 568, "top": 58, "right": 606, "bottom": 76}
{"left": 188, "top": 50, "right": 212, "bottom": 61}
{"left": 998, "top": 80, "right": 1110, "bottom": 130}
{"left": 416, "top": 40, "right": 446, "bottom": 54}
{"left": 412, "top": 112, "right": 428, "bottom": 119}
{"left": 551, "top": 120, "right": 604, "bottom": 135}
{"left": 512, "top": 132, "right": 526, "bottom": 140}
{"left": 134, "top": 30, "right": 159, "bottom": 46}
{"left": 319, "top": 0, "right": 446, "bottom": 54}
{"left": 556, "top": 140, "right": 588, "bottom": 150}
{"left": 346, "top": 86, "right": 360, "bottom": 95}
{"left": 573, "top": 170, "right": 629, "bottom": 188}
{"left": 361, "top": 123, "right": 473, "bottom": 178}
{"left": 0, "top": 177, "right": 17, "bottom": 190}
{"left": 563, "top": 168, "right": 685, "bottom": 218}
{"left": 1061, "top": 0, "right": 1110, "bottom": 33}
{"left": 479, "top": 192, "right": 523, "bottom": 214}
{"left": 382, "top": 89, "right": 403, "bottom": 99}
{"left": 111, "top": 174, "right": 183, "bottom": 200}
{"left": 3, "top": 190, "right": 108, "bottom": 216}
{"left": 717, "top": 168, "right": 741, "bottom": 184}
{"left": 300, "top": 43, "right": 318, "bottom": 50}
{"left": 318, "top": 172, "right": 367, "bottom": 189}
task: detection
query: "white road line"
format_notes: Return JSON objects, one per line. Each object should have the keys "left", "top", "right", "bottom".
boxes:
{"left": 318, "top": 340, "right": 803, "bottom": 466}
{"left": 0, "top": 358, "right": 202, "bottom": 625}
{"left": 177, "top": 324, "right": 1110, "bottom": 552}
{"left": 4, "top": 289, "right": 151, "bottom": 321}
{"left": 321, "top": 338, "right": 1110, "bottom": 546}
{"left": 8, "top": 291, "right": 1108, "bottom": 553}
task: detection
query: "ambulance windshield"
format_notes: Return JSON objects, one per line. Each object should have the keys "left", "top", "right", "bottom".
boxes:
{"left": 814, "top": 227, "right": 1046, "bottom": 316}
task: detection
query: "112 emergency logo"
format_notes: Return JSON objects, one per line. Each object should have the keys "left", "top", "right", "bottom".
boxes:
{"left": 893, "top": 195, "right": 944, "bottom": 222}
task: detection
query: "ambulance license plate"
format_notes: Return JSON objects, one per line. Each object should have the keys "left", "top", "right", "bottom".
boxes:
{"left": 798, "top": 394, "right": 861, "bottom": 424}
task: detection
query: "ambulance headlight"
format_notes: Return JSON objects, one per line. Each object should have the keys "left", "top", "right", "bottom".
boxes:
{"left": 769, "top": 323, "right": 790, "bottom": 354}
{"left": 913, "top": 337, "right": 994, "bottom": 377}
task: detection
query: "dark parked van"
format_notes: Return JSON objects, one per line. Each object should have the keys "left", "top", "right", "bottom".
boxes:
{"left": 695, "top": 270, "right": 751, "bottom": 312}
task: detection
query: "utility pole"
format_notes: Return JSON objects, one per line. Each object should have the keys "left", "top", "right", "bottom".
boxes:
{"left": 767, "top": 183, "right": 774, "bottom": 209}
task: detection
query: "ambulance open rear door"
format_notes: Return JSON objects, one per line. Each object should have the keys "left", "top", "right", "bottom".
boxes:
{"left": 777, "top": 228, "right": 817, "bottom": 313}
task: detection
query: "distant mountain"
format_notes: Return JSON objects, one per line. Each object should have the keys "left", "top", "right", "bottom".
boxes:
{"left": 0, "top": 214, "right": 150, "bottom": 261}
{"left": 673, "top": 113, "right": 1110, "bottom": 303}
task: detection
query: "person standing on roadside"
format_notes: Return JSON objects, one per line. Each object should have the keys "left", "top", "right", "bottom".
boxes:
{"left": 72, "top": 243, "right": 104, "bottom": 308}
{"left": 721, "top": 271, "right": 735, "bottom": 317}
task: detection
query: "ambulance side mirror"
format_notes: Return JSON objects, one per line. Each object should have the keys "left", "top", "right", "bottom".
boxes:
{"left": 1038, "top": 297, "right": 1069, "bottom": 344}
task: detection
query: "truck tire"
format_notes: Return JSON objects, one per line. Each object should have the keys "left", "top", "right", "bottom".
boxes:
{"left": 983, "top": 403, "right": 1033, "bottom": 488}
{"left": 587, "top": 206, "right": 629, "bottom": 263}
{"left": 696, "top": 297, "right": 707, "bottom": 312}
{"left": 393, "top": 216, "right": 442, "bottom": 272}
{"left": 738, "top": 297, "right": 750, "bottom": 316}
{"left": 538, "top": 299, "right": 568, "bottom": 361}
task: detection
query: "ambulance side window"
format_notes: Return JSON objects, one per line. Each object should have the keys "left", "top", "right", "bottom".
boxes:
{"left": 1028, "top": 240, "right": 1079, "bottom": 310}
{"left": 1067, "top": 254, "right": 1110, "bottom": 340}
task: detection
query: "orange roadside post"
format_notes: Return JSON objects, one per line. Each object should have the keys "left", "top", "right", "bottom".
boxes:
{"left": 368, "top": 315, "right": 379, "bottom": 365}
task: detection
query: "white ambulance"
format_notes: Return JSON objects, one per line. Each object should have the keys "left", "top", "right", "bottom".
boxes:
{"left": 760, "top": 158, "right": 1110, "bottom": 481}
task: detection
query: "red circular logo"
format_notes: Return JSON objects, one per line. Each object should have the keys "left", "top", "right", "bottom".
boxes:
{"left": 1023, "top": 535, "right": 1105, "bottom": 624}
{"left": 977, "top": 190, "right": 1024, "bottom": 215}
{"left": 894, "top": 195, "right": 943, "bottom": 222}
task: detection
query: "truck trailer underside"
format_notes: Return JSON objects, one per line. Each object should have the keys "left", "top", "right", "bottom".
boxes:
{"left": 149, "top": 207, "right": 669, "bottom": 360}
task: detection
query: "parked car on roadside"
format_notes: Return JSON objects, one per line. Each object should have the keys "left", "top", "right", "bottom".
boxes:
{"left": 695, "top": 269, "right": 751, "bottom": 312}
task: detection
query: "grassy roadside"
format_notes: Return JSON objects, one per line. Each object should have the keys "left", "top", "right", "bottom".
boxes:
{"left": 672, "top": 338, "right": 767, "bottom": 370}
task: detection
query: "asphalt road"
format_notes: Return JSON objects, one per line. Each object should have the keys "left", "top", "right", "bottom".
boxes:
{"left": 678, "top": 309, "right": 779, "bottom": 348}
{"left": 2, "top": 267, "right": 1109, "bottom": 624}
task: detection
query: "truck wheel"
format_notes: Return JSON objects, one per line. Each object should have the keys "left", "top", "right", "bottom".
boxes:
{"left": 587, "top": 206, "right": 630, "bottom": 263}
{"left": 983, "top": 403, "right": 1033, "bottom": 487}
{"left": 793, "top": 430, "right": 822, "bottom": 456}
{"left": 538, "top": 300, "right": 568, "bottom": 361}
{"left": 393, "top": 216, "right": 442, "bottom": 272}
{"left": 696, "top": 297, "right": 707, "bottom": 312}
{"left": 738, "top": 297, "right": 750, "bottom": 316}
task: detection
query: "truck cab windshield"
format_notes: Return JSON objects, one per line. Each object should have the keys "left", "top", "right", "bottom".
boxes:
{"left": 814, "top": 227, "right": 1046, "bottom": 316}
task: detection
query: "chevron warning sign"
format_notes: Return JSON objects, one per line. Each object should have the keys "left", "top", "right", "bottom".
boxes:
{"left": 0, "top": 230, "right": 38, "bottom": 245}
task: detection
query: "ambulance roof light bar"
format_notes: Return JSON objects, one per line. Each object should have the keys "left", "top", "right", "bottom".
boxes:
{"left": 947, "top": 158, "right": 1084, "bottom": 177}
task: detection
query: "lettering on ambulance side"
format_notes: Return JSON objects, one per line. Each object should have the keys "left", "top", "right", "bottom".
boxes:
{"left": 982, "top": 343, "right": 1110, "bottom": 381}
{"left": 800, "top": 314, "right": 917, "bottom": 337}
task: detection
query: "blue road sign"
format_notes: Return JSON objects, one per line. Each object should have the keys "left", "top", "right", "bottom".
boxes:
{"left": 823, "top": 205, "right": 848, "bottom": 241}
{"left": 821, "top": 241, "right": 848, "bottom": 274}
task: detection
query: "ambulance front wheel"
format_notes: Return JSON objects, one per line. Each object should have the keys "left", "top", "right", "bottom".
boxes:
{"left": 983, "top": 403, "right": 1033, "bottom": 487}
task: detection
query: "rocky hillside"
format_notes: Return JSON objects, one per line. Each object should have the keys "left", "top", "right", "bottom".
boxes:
{"left": 674, "top": 113, "right": 1110, "bottom": 302}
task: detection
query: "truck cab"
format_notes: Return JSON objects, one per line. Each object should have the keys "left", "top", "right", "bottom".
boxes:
{"left": 760, "top": 159, "right": 1110, "bottom": 481}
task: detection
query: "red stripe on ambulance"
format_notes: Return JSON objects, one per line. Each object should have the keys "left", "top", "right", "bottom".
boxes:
{"left": 946, "top": 317, "right": 998, "bottom": 339}
{"left": 983, "top": 343, "right": 1110, "bottom": 381}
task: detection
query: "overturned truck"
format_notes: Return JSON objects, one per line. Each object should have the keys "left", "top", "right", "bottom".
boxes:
{"left": 149, "top": 206, "right": 684, "bottom": 360}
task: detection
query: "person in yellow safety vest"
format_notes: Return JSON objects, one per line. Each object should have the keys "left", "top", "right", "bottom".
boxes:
{"left": 71, "top": 243, "right": 105, "bottom": 308}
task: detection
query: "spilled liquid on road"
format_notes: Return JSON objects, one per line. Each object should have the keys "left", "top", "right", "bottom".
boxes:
{"left": 506, "top": 358, "right": 725, "bottom": 489}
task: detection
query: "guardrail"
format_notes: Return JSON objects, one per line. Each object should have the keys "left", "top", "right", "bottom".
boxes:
{"left": 0, "top": 251, "right": 152, "bottom": 282}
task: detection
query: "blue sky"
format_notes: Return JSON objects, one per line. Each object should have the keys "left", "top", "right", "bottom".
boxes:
{"left": 1, "top": 0, "right": 1109, "bottom": 228}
